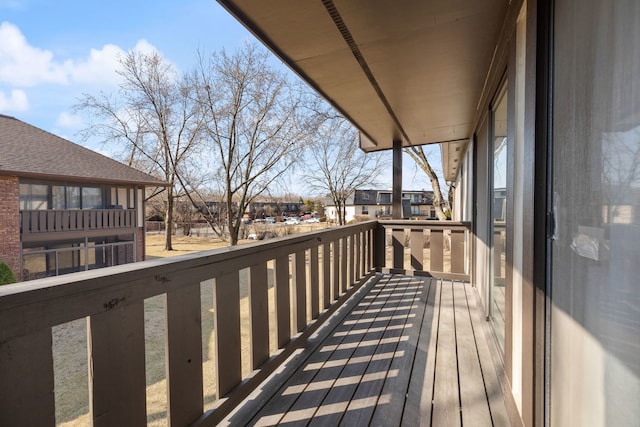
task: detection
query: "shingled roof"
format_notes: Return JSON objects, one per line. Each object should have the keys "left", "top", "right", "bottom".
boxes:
{"left": 0, "top": 115, "right": 167, "bottom": 186}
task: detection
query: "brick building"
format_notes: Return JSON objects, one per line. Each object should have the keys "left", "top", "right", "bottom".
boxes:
{"left": 0, "top": 115, "right": 166, "bottom": 281}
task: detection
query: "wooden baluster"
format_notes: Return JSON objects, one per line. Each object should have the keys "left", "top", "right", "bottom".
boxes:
{"left": 340, "top": 237, "right": 348, "bottom": 294}
{"left": 393, "top": 228, "right": 404, "bottom": 269}
{"left": 88, "top": 300, "right": 147, "bottom": 427}
{"left": 411, "top": 228, "right": 424, "bottom": 271}
{"left": 374, "top": 222, "right": 386, "bottom": 270}
{"left": 332, "top": 240, "right": 340, "bottom": 302}
{"left": 214, "top": 272, "right": 241, "bottom": 398}
{"left": 323, "top": 242, "right": 331, "bottom": 308}
{"left": 274, "top": 255, "right": 290, "bottom": 348}
{"left": 249, "top": 263, "right": 270, "bottom": 369}
{"left": 310, "top": 245, "right": 319, "bottom": 320}
{"left": 21, "top": 211, "right": 29, "bottom": 234}
{"left": 450, "top": 229, "right": 466, "bottom": 274}
{"left": 166, "top": 282, "right": 204, "bottom": 427}
{"left": 38, "top": 210, "right": 46, "bottom": 232}
{"left": 0, "top": 329, "right": 55, "bottom": 427}
{"left": 294, "top": 250, "right": 307, "bottom": 332}
{"left": 349, "top": 233, "right": 360, "bottom": 287}
{"left": 430, "top": 229, "right": 444, "bottom": 272}
{"left": 368, "top": 228, "right": 375, "bottom": 271}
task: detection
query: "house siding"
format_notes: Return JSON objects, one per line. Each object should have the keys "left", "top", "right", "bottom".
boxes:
{"left": 0, "top": 176, "right": 21, "bottom": 281}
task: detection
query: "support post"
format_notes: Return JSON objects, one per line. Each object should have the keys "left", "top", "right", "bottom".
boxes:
{"left": 393, "top": 139, "right": 402, "bottom": 219}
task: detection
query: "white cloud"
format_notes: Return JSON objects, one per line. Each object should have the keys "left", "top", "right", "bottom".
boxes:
{"left": 55, "top": 111, "right": 84, "bottom": 129}
{"left": 0, "top": 22, "right": 68, "bottom": 86}
{"left": 64, "top": 44, "right": 125, "bottom": 86}
{"left": 132, "top": 39, "right": 159, "bottom": 56}
{"left": 0, "top": 89, "right": 29, "bottom": 112}
{"left": 0, "top": 22, "right": 165, "bottom": 88}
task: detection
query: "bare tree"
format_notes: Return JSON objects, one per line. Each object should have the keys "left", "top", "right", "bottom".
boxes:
{"left": 405, "top": 146, "right": 448, "bottom": 220}
{"left": 307, "top": 117, "right": 386, "bottom": 225}
{"left": 185, "top": 43, "right": 310, "bottom": 245}
{"left": 76, "top": 50, "right": 202, "bottom": 250}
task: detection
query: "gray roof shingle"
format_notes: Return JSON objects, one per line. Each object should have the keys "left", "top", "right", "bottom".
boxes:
{"left": 0, "top": 115, "right": 167, "bottom": 186}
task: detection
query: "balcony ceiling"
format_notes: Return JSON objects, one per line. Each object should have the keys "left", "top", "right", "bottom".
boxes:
{"left": 217, "top": 0, "right": 508, "bottom": 158}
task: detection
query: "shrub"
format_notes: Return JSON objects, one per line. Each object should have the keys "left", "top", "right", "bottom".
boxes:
{"left": 0, "top": 262, "right": 17, "bottom": 285}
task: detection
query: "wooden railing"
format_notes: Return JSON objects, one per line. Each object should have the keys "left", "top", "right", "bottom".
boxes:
{"left": 20, "top": 209, "right": 137, "bottom": 237}
{"left": 375, "top": 220, "right": 471, "bottom": 281}
{"left": 0, "top": 221, "right": 376, "bottom": 427}
{"left": 0, "top": 220, "right": 472, "bottom": 426}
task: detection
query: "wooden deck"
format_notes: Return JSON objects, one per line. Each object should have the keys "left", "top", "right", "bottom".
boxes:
{"left": 223, "top": 275, "right": 510, "bottom": 426}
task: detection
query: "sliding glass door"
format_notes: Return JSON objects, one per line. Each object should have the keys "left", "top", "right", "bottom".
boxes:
{"left": 489, "top": 83, "right": 509, "bottom": 352}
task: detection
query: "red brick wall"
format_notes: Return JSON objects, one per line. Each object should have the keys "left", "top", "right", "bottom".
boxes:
{"left": 0, "top": 176, "right": 22, "bottom": 281}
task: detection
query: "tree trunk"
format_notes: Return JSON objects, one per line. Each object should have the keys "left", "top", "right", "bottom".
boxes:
{"left": 164, "top": 188, "right": 174, "bottom": 251}
{"left": 227, "top": 192, "right": 238, "bottom": 246}
{"left": 405, "top": 146, "right": 448, "bottom": 220}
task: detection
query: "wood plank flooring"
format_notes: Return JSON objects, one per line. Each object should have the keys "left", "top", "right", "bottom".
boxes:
{"left": 223, "top": 275, "right": 509, "bottom": 426}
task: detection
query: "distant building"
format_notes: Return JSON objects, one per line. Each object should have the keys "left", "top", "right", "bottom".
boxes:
{"left": 0, "top": 115, "right": 167, "bottom": 281}
{"left": 324, "top": 189, "right": 435, "bottom": 223}
{"left": 248, "top": 200, "right": 304, "bottom": 219}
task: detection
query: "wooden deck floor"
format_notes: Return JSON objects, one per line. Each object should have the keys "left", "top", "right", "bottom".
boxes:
{"left": 223, "top": 274, "right": 510, "bottom": 426}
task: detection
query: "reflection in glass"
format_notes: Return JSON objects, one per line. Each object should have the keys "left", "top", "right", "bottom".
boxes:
{"left": 550, "top": 1, "right": 640, "bottom": 425}
{"left": 491, "top": 85, "right": 508, "bottom": 352}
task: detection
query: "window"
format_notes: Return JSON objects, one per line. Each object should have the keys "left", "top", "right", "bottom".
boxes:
{"left": 20, "top": 183, "right": 48, "bottom": 210}
{"left": 67, "top": 186, "right": 81, "bottom": 209}
{"left": 82, "top": 187, "right": 103, "bottom": 209}
{"left": 377, "top": 192, "right": 391, "bottom": 204}
{"left": 52, "top": 186, "right": 65, "bottom": 210}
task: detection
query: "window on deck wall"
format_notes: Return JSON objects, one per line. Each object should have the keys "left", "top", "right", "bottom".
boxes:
{"left": 19, "top": 183, "right": 48, "bottom": 210}
{"left": 82, "top": 187, "right": 103, "bottom": 209}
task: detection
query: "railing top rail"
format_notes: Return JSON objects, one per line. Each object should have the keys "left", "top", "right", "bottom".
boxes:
{"left": 20, "top": 208, "right": 134, "bottom": 213}
{"left": 0, "top": 221, "right": 377, "bottom": 341}
{"left": 378, "top": 219, "right": 471, "bottom": 229}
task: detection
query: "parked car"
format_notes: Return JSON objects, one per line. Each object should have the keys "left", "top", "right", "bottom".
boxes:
{"left": 285, "top": 218, "right": 300, "bottom": 225}
{"left": 304, "top": 217, "right": 320, "bottom": 223}
{"left": 265, "top": 217, "right": 276, "bottom": 223}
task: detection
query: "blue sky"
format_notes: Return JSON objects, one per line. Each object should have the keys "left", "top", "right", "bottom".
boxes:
{"left": 0, "top": 0, "right": 444, "bottom": 193}
{"left": 0, "top": 0, "right": 254, "bottom": 139}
